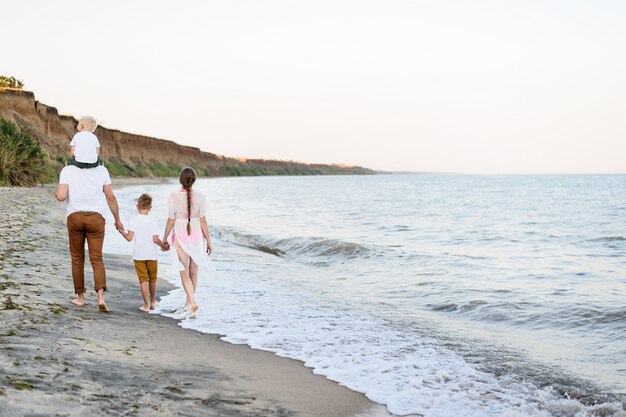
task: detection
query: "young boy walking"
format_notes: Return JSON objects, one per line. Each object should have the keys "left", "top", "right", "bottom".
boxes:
{"left": 119, "top": 194, "right": 168, "bottom": 312}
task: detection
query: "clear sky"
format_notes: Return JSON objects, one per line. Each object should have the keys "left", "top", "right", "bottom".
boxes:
{"left": 2, "top": 0, "right": 625, "bottom": 173}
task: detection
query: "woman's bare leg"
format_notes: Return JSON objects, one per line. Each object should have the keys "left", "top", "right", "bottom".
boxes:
{"left": 189, "top": 258, "right": 199, "bottom": 293}
{"left": 175, "top": 241, "right": 196, "bottom": 308}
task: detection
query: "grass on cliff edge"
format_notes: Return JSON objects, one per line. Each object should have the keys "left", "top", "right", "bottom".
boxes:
{"left": 0, "top": 118, "right": 55, "bottom": 186}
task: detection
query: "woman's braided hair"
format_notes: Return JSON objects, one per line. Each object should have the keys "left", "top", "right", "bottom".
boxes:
{"left": 179, "top": 167, "right": 197, "bottom": 235}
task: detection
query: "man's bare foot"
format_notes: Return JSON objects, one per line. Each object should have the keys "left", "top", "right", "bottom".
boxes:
{"left": 96, "top": 289, "right": 108, "bottom": 313}
{"left": 138, "top": 306, "right": 150, "bottom": 313}
{"left": 71, "top": 299, "right": 84, "bottom": 307}
{"left": 150, "top": 301, "right": 159, "bottom": 310}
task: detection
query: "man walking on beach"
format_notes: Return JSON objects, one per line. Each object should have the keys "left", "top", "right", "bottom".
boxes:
{"left": 55, "top": 164, "right": 123, "bottom": 312}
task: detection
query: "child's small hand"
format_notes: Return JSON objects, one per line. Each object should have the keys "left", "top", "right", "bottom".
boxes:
{"left": 161, "top": 242, "right": 170, "bottom": 252}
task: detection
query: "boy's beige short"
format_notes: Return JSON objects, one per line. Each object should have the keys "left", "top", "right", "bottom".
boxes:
{"left": 133, "top": 260, "right": 158, "bottom": 283}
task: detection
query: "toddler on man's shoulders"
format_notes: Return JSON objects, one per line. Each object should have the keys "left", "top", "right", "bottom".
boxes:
{"left": 68, "top": 115, "right": 103, "bottom": 169}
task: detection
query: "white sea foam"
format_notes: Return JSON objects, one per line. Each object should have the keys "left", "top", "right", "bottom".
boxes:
{"left": 152, "top": 259, "right": 625, "bottom": 417}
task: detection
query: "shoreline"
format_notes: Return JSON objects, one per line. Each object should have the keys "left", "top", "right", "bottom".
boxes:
{"left": 0, "top": 186, "right": 388, "bottom": 417}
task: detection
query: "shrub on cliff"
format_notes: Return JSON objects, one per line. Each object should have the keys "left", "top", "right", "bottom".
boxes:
{"left": 0, "top": 118, "right": 54, "bottom": 186}
{"left": 0, "top": 76, "right": 23, "bottom": 89}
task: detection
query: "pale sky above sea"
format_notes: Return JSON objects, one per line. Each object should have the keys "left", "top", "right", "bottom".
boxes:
{"left": 2, "top": 0, "right": 625, "bottom": 173}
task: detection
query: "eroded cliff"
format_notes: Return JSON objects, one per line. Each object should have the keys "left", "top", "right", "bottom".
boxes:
{"left": 0, "top": 88, "right": 372, "bottom": 177}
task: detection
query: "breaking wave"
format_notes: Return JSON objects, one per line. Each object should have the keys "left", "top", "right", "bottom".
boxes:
{"left": 213, "top": 226, "right": 375, "bottom": 265}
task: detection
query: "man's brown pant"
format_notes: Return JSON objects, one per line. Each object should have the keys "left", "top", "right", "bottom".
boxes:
{"left": 67, "top": 212, "right": 106, "bottom": 293}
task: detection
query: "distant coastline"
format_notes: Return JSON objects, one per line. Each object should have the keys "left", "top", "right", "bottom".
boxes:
{"left": 0, "top": 88, "right": 374, "bottom": 179}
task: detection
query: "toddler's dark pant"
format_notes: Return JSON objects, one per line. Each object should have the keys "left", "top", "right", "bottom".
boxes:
{"left": 67, "top": 212, "right": 106, "bottom": 293}
{"left": 67, "top": 157, "right": 103, "bottom": 169}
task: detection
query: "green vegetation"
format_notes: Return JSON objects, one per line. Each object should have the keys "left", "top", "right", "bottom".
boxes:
{"left": 0, "top": 75, "right": 23, "bottom": 89}
{"left": 0, "top": 118, "right": 55, "bottom": 186}
{"left": 10, "top": 380, "right": 34, "bottom": 390}
{"left": 3, "top": 296, "right": 20, "bottom": 310}
{"left": 94, "top": 161, "right": 366, "bottom": 178}
{"left": 103, "top": 161, "right": 367, "bottom": 178}
{"left": 218, "top": 165, "right": 325, "bottom": 177}
{"left": 0, "top": 281, "right": 18, "bottom": 291}
{"left": 103, "top": 160, "right": 135, "bottom": 176}
{"left": 47, "top": 302, "right": 67, "bottom": 314}
{"left": 189, "top": 166, "right": 212, "bottom": 177}
{"left": 217, "top": 163, "right": 372, "bottom": 177}
{"left": 150, "top": 163, "right": 183, "bottom": 177}
{"left": 102, "top": 161, "right": 212, "bottom": 178}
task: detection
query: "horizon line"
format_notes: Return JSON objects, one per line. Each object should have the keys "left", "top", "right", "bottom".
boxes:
{"left": 377, "top": 171, "right": 626, "bottom": 176}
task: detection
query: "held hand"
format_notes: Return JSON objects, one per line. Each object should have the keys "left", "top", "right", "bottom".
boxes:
{"left": 161, "top": 242, "right": 170, "bottom": 252}
{"left": 115, "top": 220, "right": 124, "bottom": 232}
{"left": 206, "top": 241, "right": 213, "bottom": 255}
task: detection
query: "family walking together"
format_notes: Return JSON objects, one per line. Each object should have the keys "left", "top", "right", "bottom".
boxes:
{"left": 54, "top": 116, "right": 213, "bottom": 319}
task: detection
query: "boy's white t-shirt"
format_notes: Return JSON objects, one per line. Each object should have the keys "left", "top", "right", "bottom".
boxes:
{"left": 127, "top": 214, "right": 161, "bottom": 260}
{"left": 70, "top": 131, "right": 100, "bottom": 163}
{"left": 59, "top": 165, "right": 112, "bottom": 218}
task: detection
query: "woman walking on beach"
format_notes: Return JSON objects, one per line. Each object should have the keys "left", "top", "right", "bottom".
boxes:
{"left": 162, "top": 167, "right": 213, "bottom": 319}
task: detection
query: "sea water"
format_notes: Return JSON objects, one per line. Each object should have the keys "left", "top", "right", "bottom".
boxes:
{"left": 103, "top": 174, "right": 626, "bottom": 417}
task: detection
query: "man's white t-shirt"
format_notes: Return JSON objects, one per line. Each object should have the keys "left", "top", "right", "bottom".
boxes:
{"left": 70, "top": 131, "right": 100, "bottom": 163}
{"left": 59, "top": 165, "right": 112, "bottom": 218}
{"left": 127, "top": 214, "right": 160, "bottom": 260}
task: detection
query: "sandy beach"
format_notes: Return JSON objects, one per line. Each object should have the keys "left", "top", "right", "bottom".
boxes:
{"left": 0, "top": 185, "right": 387, "bottom": 417}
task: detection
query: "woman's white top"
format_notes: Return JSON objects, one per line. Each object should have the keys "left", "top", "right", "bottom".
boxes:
{"left": 168, "top": 189, "right": 207, "bottom": 220}
{"left": 167, "top": 189, "right": 214, "bottom": 273}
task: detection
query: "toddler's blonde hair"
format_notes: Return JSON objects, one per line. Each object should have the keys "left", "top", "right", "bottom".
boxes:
{"left": 78, "top": 115, "right": 98, "bottom": 132}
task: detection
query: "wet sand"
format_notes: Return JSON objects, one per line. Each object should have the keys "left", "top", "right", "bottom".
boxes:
{"left": 0, "top": 186, "right": 388, "bottom": 417}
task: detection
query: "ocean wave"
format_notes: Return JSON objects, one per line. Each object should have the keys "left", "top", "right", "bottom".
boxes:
{"left": 588, "top": 236, "right": 626, "bottom": 242}
{"left": 427, "top": 300, "right": 626, "bottom": 334}
{"left": 213, "top": 226, "right": 374, "bottom": 264}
